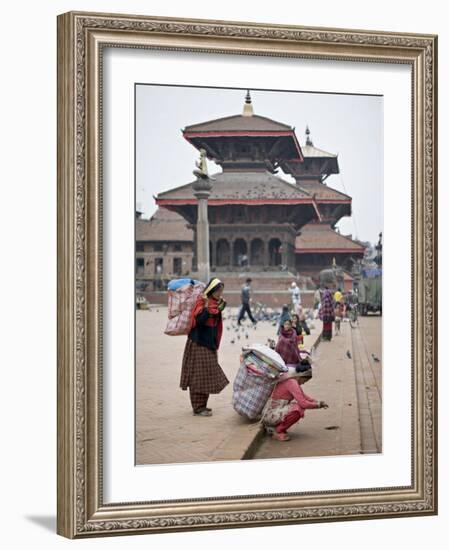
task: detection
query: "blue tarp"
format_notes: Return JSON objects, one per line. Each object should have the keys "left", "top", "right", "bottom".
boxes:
{"left": 167, "top": 278, "right": 200, "bottom": 291}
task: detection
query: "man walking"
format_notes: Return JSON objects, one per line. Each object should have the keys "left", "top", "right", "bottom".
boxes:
{"left": 237, "top": 278, "right": 257, "bottom": 326}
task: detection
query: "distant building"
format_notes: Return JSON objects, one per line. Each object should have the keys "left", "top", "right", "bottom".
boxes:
{"left": 136, "top": 208, "right": 193, "bottom": 291}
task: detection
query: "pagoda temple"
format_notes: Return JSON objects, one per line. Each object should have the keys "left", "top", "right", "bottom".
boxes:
{"left": 156, "top": 91, "right": 319, "bottom": 276}
{"left": 137, "top": 92, "right": 365, "bottom": 306}
{"left": 280, "top": 126, "right": 365, "bottom": 277}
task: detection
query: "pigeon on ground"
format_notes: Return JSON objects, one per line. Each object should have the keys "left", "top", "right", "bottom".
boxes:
{"left": 346, "top": 350, "right": 352, "bottom": 359}
{"left": 372, "top": 354, "right": 380, "bottom": 362}
{"left": 245, "top": 333, "right": 249, "bottom": 339}
{"left": 230, "top": 339, "right": 235, "bottom": 344}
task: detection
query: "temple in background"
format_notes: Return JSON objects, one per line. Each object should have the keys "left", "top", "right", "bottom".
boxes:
{"left": 136, "top": 91, "right": 366, "bottom": 306}
{"left": 281, "top": 126, "right": 365, "bottom": 276}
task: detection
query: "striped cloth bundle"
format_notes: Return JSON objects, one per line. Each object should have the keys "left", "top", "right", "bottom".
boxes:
{"left": 232, "top": 344, "right": 288, "bottom": 420}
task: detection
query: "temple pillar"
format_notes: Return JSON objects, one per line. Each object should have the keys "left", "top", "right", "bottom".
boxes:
{"left": 192, "top": 174, "right": 213, "bottom": 283}
{"left": 210, "top": 239, "right": 216, "bottom": 269}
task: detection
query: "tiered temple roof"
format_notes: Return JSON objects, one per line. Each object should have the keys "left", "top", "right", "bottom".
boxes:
{"left": 156, "top": 92, "right": 320, "bottom": 228}
{"left": 157, "top": 171, "right": 313, "bottom": 203}
{"left": 182, "top": 90, "right": 304, "bottom": 172}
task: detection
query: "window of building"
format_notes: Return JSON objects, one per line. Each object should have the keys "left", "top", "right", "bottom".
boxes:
{"left": 173, "top": 244, "right": 182, "bottom": 252}
{"left": 154, "top": 243, "right": 163, "bottom": 252}
{"left": 173, "top": 257, "right": 182, "bottom": 275}
{"left": 136, "top": 243, "right": 144, "bottom": 252}
{"left": 154, "top": 258, "right": 163, "bottom": 274}
{"left": 136, "top": 257, "right": 145, "bottom": 274}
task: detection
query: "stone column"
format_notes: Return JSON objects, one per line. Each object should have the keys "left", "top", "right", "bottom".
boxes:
{"left": 264, "top": 238, "right": 271, "bottom": 267}
{"left": 281, "top": 238, "right": 288, "bottom": 267}
{"left": 210, "top": 238, "right": 216, "bottom": 270}
{"left": 192, "top": 178, "right": 213, "bottom": 283}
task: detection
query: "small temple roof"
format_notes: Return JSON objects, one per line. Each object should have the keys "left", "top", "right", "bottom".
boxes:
{"left": 301, "top": 144, "right": 338, "bottom": 159}
{"left": 297, "top": 180, "right": 351, "bottom": 202}
{"left": 156, "top": 171, "right": 314, "bottom": 204}
{"left": 280, "top": 126, "right": 339, "bottom": 178}
{"left": 136, "top": 208, "right": 193, "bottom": 242}
{"left": 301, "top": 125, "right": 337, "bottom": 159}
{"left": 295, "top": 223, "right": 365, "bottom": 254}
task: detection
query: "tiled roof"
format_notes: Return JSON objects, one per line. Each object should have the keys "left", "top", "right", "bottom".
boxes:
{"left": 298, "top": 181, "right": 351, "bottom": 202}
{"left": 301, "top": 144, "right": 337, "bottom": 158}
{"left": 136, "top": 208, "right": 193, "bottom": 242}
{"left": 156, "top": 171, "right": 313, "bottom": 202}
{"left": 184, "top": 114, "right": 292, "bottom": 133}
{"left": 295, "top": 223, "right": 365, "bottom": 253}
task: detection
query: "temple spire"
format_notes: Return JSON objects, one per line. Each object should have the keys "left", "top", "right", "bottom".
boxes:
{"left": 242, "top": 89, "right": 254, "bottom": 117}
{"left": 305, "top": 125, "right": 313, "bottom": 146}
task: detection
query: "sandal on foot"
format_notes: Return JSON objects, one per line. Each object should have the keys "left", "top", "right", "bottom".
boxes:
{"left": 272, "top": 431, "right": 290, "bottom": 441}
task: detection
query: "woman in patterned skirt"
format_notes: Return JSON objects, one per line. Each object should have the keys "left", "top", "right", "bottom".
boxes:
{"left": 262, "top": 366, "right": 328, "bottom": 441}
{"left": 319, "top": 288, "right": 335, "bottom": 341}
{"left": 180, "top": 278, "right": 229, "bottom": 416}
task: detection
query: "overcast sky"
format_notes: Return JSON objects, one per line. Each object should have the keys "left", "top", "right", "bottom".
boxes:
{"left": 136, "top": 85, "right": 383, "bottom": 245}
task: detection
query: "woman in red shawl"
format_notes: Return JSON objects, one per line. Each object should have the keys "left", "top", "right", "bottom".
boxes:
{"left": 180, "top": 278, "right": 229, "bottom": 416}
{"left": 275, "top": 318, "right": 303, "bottom": 367}
{"left": 319, "top": 288, "right": 335, "bottom": 341}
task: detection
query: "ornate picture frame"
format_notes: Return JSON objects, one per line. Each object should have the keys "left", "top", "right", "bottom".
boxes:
{"left": 57, "top": 11, "right": 437, "bottom": 538}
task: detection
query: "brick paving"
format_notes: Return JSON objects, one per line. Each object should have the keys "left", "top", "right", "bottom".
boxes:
{"left": 135, "top": 305, "right": 319, "bottom": 465}
{"left": 136, "top": 305, "right": 382, "bottom": 465}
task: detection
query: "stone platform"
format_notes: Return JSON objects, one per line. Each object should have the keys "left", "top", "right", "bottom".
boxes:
{"left": 141, "top": 271, "right": 315, "bottom": 308}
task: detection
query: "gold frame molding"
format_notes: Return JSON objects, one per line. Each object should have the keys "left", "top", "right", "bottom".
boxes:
{"left": 57, "top": 11, "right": 438, "bottom": 538}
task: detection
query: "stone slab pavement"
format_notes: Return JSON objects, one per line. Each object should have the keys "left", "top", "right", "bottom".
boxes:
{"left": 136, "top": 305, "right": 320, "bottom": 465}
{"left": 351, "top": 315, "right": 383, "bottom": 453}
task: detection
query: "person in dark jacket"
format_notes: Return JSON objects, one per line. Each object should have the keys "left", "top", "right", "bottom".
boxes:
{"left": 180, "top": 278, "right": 229, "bottom": 416}
{"left": 237, "top": 278, "right": 257, "bottom": 326}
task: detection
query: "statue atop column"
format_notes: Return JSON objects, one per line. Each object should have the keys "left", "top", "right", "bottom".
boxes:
{"left": 192, "top": 149, "right": 214, "bottom": 282}
{"left": 193, "top": 148, "right": 215, "bottom": 181}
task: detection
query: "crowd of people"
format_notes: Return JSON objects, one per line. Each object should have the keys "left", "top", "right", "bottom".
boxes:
{"left": 179, "top": 277, "right": 330, "bottom": 440}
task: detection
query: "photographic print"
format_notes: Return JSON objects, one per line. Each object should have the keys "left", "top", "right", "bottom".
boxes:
{"left": 135, "top": 85, "right": 383, "bottom": 465}
{"left": 57, "top": 12, "right": 436, "bottom": 537}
